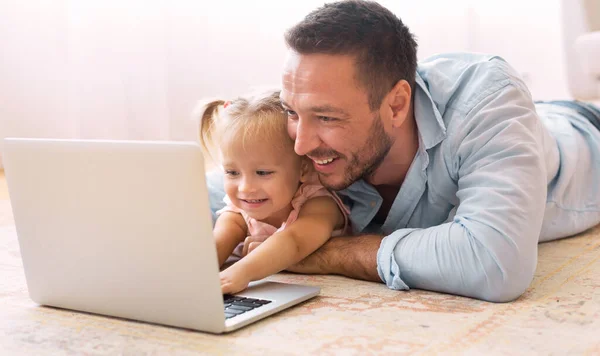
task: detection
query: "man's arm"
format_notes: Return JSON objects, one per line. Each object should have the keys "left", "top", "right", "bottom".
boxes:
{"left": 286, "top": 234, "right": 382, "bottom": 282}
{"left": 291, "top": 76, "right": 548, "bottom": 303}
{"left": 390, "top": 81, "right": 546, "bottom": 302}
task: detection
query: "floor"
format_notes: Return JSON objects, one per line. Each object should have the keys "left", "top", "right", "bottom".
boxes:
{"left": 1, "top": 170, "right": 599, "bottom": 354}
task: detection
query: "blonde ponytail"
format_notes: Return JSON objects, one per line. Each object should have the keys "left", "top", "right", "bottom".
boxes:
{"left": 193, "top": 99, "right": 225, "bottom": 157}
{"left": 192, "top": 89, "right": 290, "bottom": 164}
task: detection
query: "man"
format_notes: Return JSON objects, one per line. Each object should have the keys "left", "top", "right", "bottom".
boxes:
{"left": 207, "top": 0, "right": 600, "bottom": 302}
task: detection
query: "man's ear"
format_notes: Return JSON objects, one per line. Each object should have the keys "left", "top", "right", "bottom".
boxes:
{"left": 299, "top": 158, "right": 312, "bottom": 183}
{"left": 387, "top": 80, "right": 412, "bottom": 129}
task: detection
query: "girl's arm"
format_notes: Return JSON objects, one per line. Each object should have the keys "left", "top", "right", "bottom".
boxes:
{"left": 220, "top": 196, "right": 344, "bottom": 293}
{"left": 213, "top": 212, "right": 248, "bottom": 267}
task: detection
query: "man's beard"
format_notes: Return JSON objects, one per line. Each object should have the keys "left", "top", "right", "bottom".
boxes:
{"left": 316, "top": 113, "right": 394, "bottom": 191}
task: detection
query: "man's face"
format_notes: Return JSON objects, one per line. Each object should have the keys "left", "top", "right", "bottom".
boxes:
{"left": 281, "top": 52, "right": 394, "bottom": 190}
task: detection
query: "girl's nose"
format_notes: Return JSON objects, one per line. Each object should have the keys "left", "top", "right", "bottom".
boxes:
{"left": 238, "top": 176, "right": 255, "bottom": 192}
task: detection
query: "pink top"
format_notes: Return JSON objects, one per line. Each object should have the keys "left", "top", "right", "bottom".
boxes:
{"left": 216, "top": 180, "right": 349, "bottom": 258}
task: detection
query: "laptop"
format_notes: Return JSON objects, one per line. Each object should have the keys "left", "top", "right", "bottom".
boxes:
{"left": 2, "top": 138, "right": 320, "bottom": 333}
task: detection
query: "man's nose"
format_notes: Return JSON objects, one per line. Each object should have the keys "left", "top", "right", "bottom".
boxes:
{"left": 293, "top": 118, "right": 319, "bottom": 156}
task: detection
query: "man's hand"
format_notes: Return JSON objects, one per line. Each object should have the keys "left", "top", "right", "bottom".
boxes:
{"left": 220, "top": 267, "right": 252, "bottom": 295}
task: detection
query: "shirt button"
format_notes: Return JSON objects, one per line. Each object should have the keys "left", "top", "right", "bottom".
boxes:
{"left": 370, "top": 201, "right": 376, "bottom": 207}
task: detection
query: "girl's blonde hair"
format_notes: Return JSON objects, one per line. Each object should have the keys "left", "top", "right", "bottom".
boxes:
{"left": 194, "top": 89, "right": 294, "bottom": 161}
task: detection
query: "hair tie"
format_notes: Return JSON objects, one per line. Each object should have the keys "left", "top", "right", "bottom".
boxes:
{"left": 223, "top": 101, "right": 230, "bottom": 109}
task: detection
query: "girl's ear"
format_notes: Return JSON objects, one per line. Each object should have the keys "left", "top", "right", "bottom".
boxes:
{"left": 299, "top": 158, "right": 312, "bottom": 183}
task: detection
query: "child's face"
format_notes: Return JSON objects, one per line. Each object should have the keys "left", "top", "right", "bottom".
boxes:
{"left": 220, "top": 139, "right": 306, "bottom": 224}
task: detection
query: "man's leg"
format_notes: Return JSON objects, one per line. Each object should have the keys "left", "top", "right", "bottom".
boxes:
{"left": 538, "top": 100, "right": 600, "bottom": 131}
{"left": 581, "top": 102, "right": 600, "bottom": 130}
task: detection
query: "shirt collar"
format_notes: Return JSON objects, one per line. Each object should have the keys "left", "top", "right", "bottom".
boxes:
{"left": 339, "top": 72, "right": 446, "bottom": 197}
{"left": 413, "top": 72, "right": 447, "bottom": 150}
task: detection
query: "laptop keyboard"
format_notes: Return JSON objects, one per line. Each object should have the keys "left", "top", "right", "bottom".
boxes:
{"left": 223, "top": 295, "right": 272, "bottom": 319}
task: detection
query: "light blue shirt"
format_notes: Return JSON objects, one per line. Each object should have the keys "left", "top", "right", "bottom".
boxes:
{"left": 207, "top": 53, "right": 600, "bottom": 302}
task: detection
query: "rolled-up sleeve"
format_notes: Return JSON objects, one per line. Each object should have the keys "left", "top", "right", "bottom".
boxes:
{"left": 377, "top": 81, "right": 548, "bottom": 302}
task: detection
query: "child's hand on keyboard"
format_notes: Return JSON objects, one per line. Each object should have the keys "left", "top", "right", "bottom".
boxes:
{"left": 220, "top": 267, "right": 251, "bottom": 295}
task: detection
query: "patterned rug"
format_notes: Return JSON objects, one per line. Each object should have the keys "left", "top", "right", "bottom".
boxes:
{"left": 1, "top": 199, "right": 599, "bottom": 355}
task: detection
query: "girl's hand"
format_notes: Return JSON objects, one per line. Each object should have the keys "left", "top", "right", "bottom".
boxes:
{"left": 220, "top": 267, "right": 251, "bottom": 295}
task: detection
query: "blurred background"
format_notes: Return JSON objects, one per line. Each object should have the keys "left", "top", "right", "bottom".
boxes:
{"left": 0, "top": 0, "right": 598, "bottom": 168}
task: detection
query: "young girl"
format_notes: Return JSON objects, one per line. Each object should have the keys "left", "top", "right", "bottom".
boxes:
{"left": 196, "top": 89, "right": 348, "bottom": 295}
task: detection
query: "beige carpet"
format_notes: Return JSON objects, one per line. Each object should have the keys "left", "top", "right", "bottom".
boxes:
{"left": 1, "top": 196, "right": 600, "bottom": 354}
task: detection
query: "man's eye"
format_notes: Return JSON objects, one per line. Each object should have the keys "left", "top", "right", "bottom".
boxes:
{"left": 318, "top": 116, "right": 336, "bottom": 122}
{"left": 225, "top": 170, "right": 239, "bottom": 176}
{"left": 256, "top": 170, "right": 273, "bottom": 176}
{"left": 285, "top": 109, "right": 298, "bottom": 118}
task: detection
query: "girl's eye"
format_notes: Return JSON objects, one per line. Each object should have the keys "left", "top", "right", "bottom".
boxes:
{"left": 256, "top": 170, "right": 273, "bottom": 176}
{"left": 225, "top": 170, "right": 239, "bottom": 176}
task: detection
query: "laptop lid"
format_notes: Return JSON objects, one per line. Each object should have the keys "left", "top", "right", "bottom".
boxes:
{"left": 3, "top": 138, "right": 227, "bottom": 333}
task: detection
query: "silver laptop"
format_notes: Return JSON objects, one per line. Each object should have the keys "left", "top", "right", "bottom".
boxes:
{"left": 2, "top": 138, "right": 319, "bottom": 333}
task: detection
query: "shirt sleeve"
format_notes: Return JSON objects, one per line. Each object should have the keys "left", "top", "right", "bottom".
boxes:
{"left": 206, "top": 169, "right": 227, "bottom": 223}
{"left": 377, "top": 81, "right": 548, "bottom": 302}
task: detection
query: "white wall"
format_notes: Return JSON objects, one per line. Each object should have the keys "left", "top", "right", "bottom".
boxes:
{"left": 0, "top": 0, "right": 570, "bottom": 168}
{"left": 467, "top": 0, "right": 569, "bottom": 100}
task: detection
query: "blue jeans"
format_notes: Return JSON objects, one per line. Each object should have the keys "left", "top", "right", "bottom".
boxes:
{"left": 536, "top": 100, "right": 600, "bottom": 131}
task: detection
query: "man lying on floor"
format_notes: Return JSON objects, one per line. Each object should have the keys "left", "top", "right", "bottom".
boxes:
{"left": 206, "top": 0, "right": 600, "bottom": 302}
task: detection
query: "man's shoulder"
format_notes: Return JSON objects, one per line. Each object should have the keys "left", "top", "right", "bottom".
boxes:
{"left": 417, "top": 52, "right": 530, "bottom": 117}
{"left": 414, "top": 52, "right": 537, "bottom": 159}
{"left": 418, "top": 52, "right": 511, "bottom": 76}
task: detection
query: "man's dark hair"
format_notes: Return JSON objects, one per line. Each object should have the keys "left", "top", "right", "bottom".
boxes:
{"left": 285, "top": 0, "right": 418, "bottom": 111}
